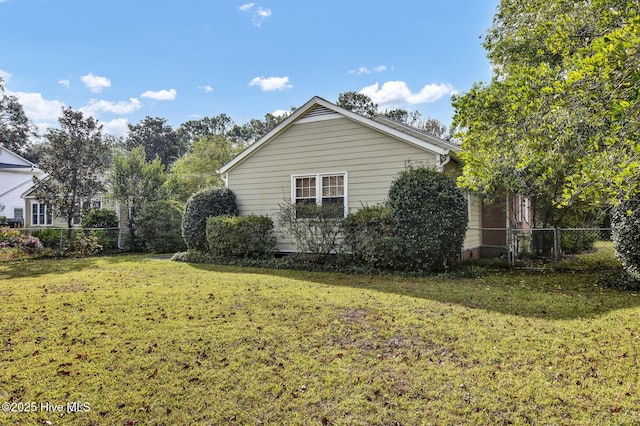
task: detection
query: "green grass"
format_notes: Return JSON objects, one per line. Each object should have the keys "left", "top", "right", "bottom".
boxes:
{"left": 1, "top": 256, "right": 639, "bottom": 425}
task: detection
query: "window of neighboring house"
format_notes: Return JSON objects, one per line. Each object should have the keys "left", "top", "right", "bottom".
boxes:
{"left": 14, "top": 208, "right": 23, "bottom": 222}
{"left": 292, "top": 173, "right": 347, "bottom": 219}
{"left": 31, "top": 203, "right": 52, "bottom": 226}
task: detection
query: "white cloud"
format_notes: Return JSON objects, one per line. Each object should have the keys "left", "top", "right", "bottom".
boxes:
{"left": 360, "top": 81, "right": 456, "bottom": 107}
{"left": 249, "top": 76, "right": 292, "bottom": 91}
{"left": 8, "top": 91, "right": 64, "bottom": 135}
{"left": 348, "top": 65, "right": 387, "bottom": 75}
{"left": 11, "top": 91, "right": 64, "bottom": 122}
{"left": 0, "top": 69, "right": 12, "bottom": 81}
{"left": 81, "top": 98, "right": 142, "bottom": 116}
{"left": 271, "top": 109, "right": 289, "bottom": 117}
{"left": 81, "top": 73, "right": 111, "bottom": 93}
{"left": 140, "top": 88, "right": 177, "bottom": 101}
{"left": 58, "top": 79, "right": 70, "bottom": 89}
{"left": 256, "top": 7, "right": 271, "bottom": 17}
{"left": 102, "top": 118, "right": 129, "bottom": 137}
{"left": 199, "top": 85, "right": 214, "bottom": 93}
{"left": 239, "top": 2, "right": 271, "bottom": 27}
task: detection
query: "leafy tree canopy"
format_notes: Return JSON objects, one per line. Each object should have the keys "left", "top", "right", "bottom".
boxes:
{"left": 0, "top": 78, "right": 35, "bottom": 155}
{"left": 166, "top": 135, "right": 245, "bottom": 202}
{"left": 177, "top": 114, "right": 235, "bottom": 147}
{"left": 109, "top": 145, "right": 167, "bottom": 250}
{"left": 453, "top": 0, "right": 640, "bottom": 210}
{"left": 126, "top": 116, "right": 184, "bottom": 166}
{"left": 34, "top": 108, "right": 111, "bottom": 231}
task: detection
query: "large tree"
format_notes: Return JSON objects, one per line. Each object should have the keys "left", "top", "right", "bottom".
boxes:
{"left": 109, "top": 146, "right": 167, "bottom": 250}
{"left": 126, "top": 116, "right": 184, "bottom": 166}
{"left": 337, "top": 91, "right": 378, "bottom": 118}
{"left": 227, "top": 112, "right": 291, "bottom": 145}
{"left": 166, "top": 135, "right": 244, "bottom": 202}
{"left": 452, "top": 0, "right": 637, "bottom": 223}
{"left": 177, "top": 114, "right": 235, "bottom": 147}
{"left": 34, "top": 108, "right": 111, "bottom": 232}
{"left": 0, "top": 78, "right": 34, "bottom": 155}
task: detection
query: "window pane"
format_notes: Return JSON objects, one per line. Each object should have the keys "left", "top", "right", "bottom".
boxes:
{"left": 32, "top": 204, "right": 38, "bottom": 225}
{"left": 295, "top": 177, "right": 316, "bottom": 199}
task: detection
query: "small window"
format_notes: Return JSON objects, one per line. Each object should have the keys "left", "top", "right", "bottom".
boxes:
{"left": 292, "top": 173, "right": 347, "bottom": 219}
{"left": 14, "top": 208, "right": 23, "bottom": 221}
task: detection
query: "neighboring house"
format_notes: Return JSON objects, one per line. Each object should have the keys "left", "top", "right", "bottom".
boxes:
{"left": 21, "top": 182, "right": 125, "bottom": 230}
{"left": 0, "top": 146, "right": 44, "bottom": 227}
{"left": 218, "top": 96, "right": 488, "bottom": 257}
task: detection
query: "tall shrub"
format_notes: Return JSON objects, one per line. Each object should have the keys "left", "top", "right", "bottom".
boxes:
{"left": 182, "top": 187, "right": 238, "bottom": 251}
{"left": 611, "top": 199, "right": 640, "bottom": 280}
{"left": 387, "top": 167, "right": 468, "bottom": 272}
{"left": 138, "top": 200, "right": 187, "bottom": 253}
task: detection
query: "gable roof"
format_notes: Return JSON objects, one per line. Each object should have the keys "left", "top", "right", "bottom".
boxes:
{"left": 218, "top": 96, "right": 459, "bottom": 175}
{"left": 0, "top": 146, "right": 36, "bottom": 169}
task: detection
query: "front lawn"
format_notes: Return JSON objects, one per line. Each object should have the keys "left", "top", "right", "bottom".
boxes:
{"left": 0, "top": 256, "right": 638, "bottom": 425}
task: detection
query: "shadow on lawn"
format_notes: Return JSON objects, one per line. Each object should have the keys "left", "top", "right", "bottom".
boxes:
{"left": 187, "top": 262, "right": 640, "bottom": 321}
{"left": 0, "top": 254, "right": 138, "bottom": 279}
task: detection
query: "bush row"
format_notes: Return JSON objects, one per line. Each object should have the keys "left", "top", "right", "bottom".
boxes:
{"left": 181, "top": 168, "right": 469, "bottom": 273}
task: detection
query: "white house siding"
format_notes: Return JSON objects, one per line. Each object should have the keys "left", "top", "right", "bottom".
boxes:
{"left": 0, "top": 170, "right": 39, "bottom": 222}
{"left": 226, "top": 116, "right": 440, "bottom": 251}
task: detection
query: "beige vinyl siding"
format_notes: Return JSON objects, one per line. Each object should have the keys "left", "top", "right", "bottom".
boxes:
{"left": 227, "top": 116, "right": 438, "bottom": 251}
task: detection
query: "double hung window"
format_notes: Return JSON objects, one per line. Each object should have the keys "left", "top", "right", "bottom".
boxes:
{"left": 292, "top": 173, "right": 347, "bottom": 219}
{"left": 31, "top": 203, "right": 52, "bottom": 226}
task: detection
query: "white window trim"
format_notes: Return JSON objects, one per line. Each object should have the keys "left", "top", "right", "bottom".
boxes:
{"left": 31, "top": 202, "right": 53, "bottom": 226}
{"left": 291, "top": 172, "right": 349, "bottom": 218}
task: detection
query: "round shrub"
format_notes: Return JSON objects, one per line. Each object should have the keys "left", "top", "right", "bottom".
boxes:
{"left": 387, "top": 167, "right": 468, "bottom": 272}
{"left": 206, "top": 214, "right": 276, "bottom": 258}
{"left": 138, "top": 200, "right": 187, "bottom": 253}
{"left": 182, "top": 187, "right": 238, "bottom": 251}
{"left": 611, "top": 199, "right": 640, "bottom": 280}
{"left": 341, "top": 205, "right": 400, "bottom": 270}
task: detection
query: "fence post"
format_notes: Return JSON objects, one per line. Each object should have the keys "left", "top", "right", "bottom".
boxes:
{"left": 554, "top": 227, "right": 562, "bottom": 269}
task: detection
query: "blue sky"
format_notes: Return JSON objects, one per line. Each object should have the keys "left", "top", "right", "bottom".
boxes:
{"left": 0, "top": 0, "right": 499, "bottom": 137}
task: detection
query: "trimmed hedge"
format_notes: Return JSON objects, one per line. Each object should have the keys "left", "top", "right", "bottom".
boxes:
{"left": 387, "top": 167, "right": 468, "bottom": 272}
{"left": 182, "top": 187, "right": 238, "bottom": 251}
{"left": 341, "top": 205, "right": 400, "bottom": 270}
{"left": 206, "top": 215, "right": 275, "bottom": 258}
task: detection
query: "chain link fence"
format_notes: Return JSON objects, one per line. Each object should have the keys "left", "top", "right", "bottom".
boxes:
{"left": 467, "top": 227, "right": 618, "bottom": 271}
{"left": 13, "top": 227, "right": 123, "bottom": 251}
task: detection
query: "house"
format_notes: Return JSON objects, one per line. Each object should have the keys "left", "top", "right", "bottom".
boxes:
{"left": 21, "top": 179, "right": 127, "bottom": 230}
{"left": 218, "top": 96, "right": 489, "bottom": 257}
{"left": 0, "top": 146, "right": 44, "bottom": 227}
